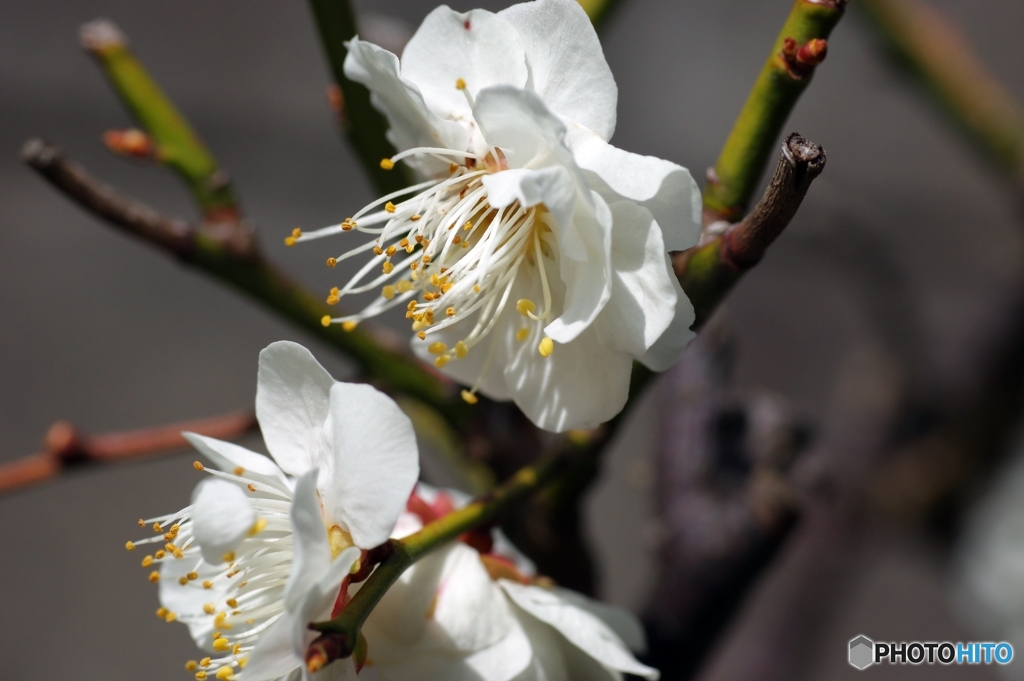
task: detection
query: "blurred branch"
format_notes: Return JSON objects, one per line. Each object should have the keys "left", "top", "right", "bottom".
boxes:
{"left": 677, "top": 133, "right": 827, "bottom": 327}
{"left": 702, "top": 0, "right": 844, "bottom": 220}
{"left": 22, "top": 140, "right": 458, "bottom": 419}
{"left": 307, "top": 0, "right": 408, "bottom": 196}
{"left": 306, "top": 442, "right": 576, "bottom": 668}
{"left": 80, "top": 20, "right": 240, "bottom": 219}
{"left": 0, "top": 411, "right": 257, "bottom": 495}
{"left": 860, "top": 0, "right": 1024, "bottom": 180}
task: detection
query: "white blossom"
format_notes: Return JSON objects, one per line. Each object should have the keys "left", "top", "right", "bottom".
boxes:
{"left": 299, "top": 0, "right": 702, "bottom": 432}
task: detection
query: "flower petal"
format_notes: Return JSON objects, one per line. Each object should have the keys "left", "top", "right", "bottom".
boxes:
{"left": 592, "top": 202, "right": 679, "bottom": 358}
{"left": 344, "top": 37, "right": 469, "bottom": 174}
{"left": 401, "top": 7, "right": 527, "bottom": 121}
{"left": 256, "top": 341, "right": 336, "bottom": 478}
{"left": 499, "top": 582, "right": 659, "bottom": 679}
{"left": 291, "top": 546, "right": 361, "bottom": 661}
{"left": 239, "top": 613, "right": 303, "bottom": 681}
{"left": 183, "top": 432, "right": 292, "bottom": 494}
{"left": 550, "top": 588, "right": 647, "bottom": 654}
{"left": 482, "top": 166, "right": 580, "bottom": 261}
{"left": 317, "top": 382, "right": 419, "bottom": 549}
{"left": 499, "top": 0, "right": 617, "bottom": 141}
{"left": 283, "top": 470, "right": 331, "bottom": 611}
{"left": 638, "top": 272, "right": 696, "bottom": 372}
{"left": 411, "top": 312, "right": 515, "bottom": 401}
{"left": 433, "top": 544, "right": 516, "bottom": 653}
{"left": 568, "top": 128, "right": 702, "bottom": 253}
{"left": 158, "top": 554, "right": 224, "bottom": 649}
{"left": 190, "top": 478, "right": 256, "bottom": 566}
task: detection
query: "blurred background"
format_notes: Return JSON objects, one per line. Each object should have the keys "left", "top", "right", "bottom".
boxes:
{"left": 3, "top": 0, "right": 1024, "bottom": 679}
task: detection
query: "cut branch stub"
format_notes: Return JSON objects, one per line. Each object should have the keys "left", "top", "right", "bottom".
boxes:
{"left": 676, "top": 133, "right": 826, "bottom": 328}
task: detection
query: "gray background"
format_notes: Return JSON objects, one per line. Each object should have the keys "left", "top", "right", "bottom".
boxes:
{"left": 2, "top": 0, "right": 1022, "bottom": 679}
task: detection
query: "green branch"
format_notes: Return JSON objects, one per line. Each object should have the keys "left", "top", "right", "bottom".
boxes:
{"left": 79, "top": 20, "right": 238, "bottom": 218}
{"left": 703, "top": 0, "right": 845, "bottom": 220}
{"left": 859, "top": 0, "right": 1024, "bottom": 178}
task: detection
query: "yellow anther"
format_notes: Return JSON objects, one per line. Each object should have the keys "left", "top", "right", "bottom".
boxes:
{"left": 234, "top": 466, "right": 245, "bottom": 475}
{"left": 153, "top": 522, "right": 163, "bottom": 532}
{"left": 283, "top": 236, "right": 297, "bottom": 247}
{"left": 382, "top": 285, "right": 396, "bottom": 300}
{"left": 399, "top": 238, "right": 410, "bottom": 248}
{"left": 324, "top": 294, "right": 338, "bottom": 306}
{"left": 174, "top": 549, "right": 184, "bottom": 559}
{"left": 516, "top": 327, "right": 530, "bottom": 342}
{"left": 291, "top": 228, "right": 302, "bottom": 238}
{"left": 538, "top": 337, "right": 554, "bottom": 357}
{"left": 452, "top": 236, "right": 461, "bottom": 245}
{"left": 165, "top": 543, "right": 178, "bottom": 553}
{"left": 449, "top": 162, "right": 459, "bottom": 174}
{"left": 473, "top": 284, "right": 481, "bottom": 292}
{"left": 386, "top": 245, "right": 397, "bottom": 257}
{"left": 417, "top": 331, "right": 426, "bottom": 340}
{"left": 455, "top": 78, "right": 467, "bottom": 90}
{"left": 454, "top": 341, "right": 468, "bottom": 358}
{"left": 385, "top": 202, "right": 397, "bottom": 213}
{"left": 149, "top": 571, "right": 161, "bottom": 583}
{"left": 382, "top": 261, "right": 394, "bottom": 275}
{"left": 247, "top": 483, "right": 256, "bottom": 492}
{"left": 125, "top": 541, "right": 135, "bottom": 551}
{"left": 406, "top": 243, "right": 415, "bottom": 253}
{"left": 142, "top": 555, "right": 153, "bottom": 567}
{"left": 201, "top": 658, "right": 211, "bottom": 667}
{"left": 516, "top": 299, "right": 537, "bottom": 317}
{"left": 226, "top": 598, "right": 238, "bottom": 608}
{"left": 193, "top": 461, "right": 205, "bottom": 471}
{"left": 350, "top": 558, "right": 362, "bottom": 576}
{"left": 187, "top": 572, "right": 199, "bottom": 581}
{"left": 238, "top": 581, "right": 247, "bottom": 588}
{"left": 216, "top": 667, "right": 234, "bottom": 680}
{"left": 461, "top": 390, "right": 478, "bottom": 405}
{"left": 373, "top": 245, "right": 384, "bottom": 255}
{"left": 341, "top": 219, "right": 355, "bottom": 231}
{"left": 186, "top": 661, "right": 199, "bottom": 672}
{"left": 232, "top": 643, "right": 242, "bottom": 654}
{"left": 462, "top": 241, "right": 471, "bottom": 249}
{"left": 155, "top": 550, "right": 166, "bottom": 560}
{"left": 422, "top": 254, "right": 432, "bottom": 264}
{"left": 222, "top": 552, "right": 235, "bottom": 563}
{"left": 321, "top": 315, "right": 332, "bottom": 327}
{"left": 138, "top": 518, "right": 146, "bottom": 527}
{"left": 411, "top": 214, "right": 421, "bottom": 221}
{"left": 397, "top": 280, "right": 413, "bottom": 293}
{"left": 441, "top": 282, "right": 453, "bottom": 294}
{"left": 429, "top": 274, "right": 441, "bottom": 287}
{"left": 410, "top": 261, "right": 419, "bottom": 271}
{"left": 248, "top": 517, "right": 267, "bottom": 536}
{"left": 179, "top": 576, "right": 189, "bottom": 586}
{"left": 380, "top": 158, "right": 395, "bottom": 170}
{"left": 434, "top": 354, "right": 451, "bottom": 368}
{"left": 204, "top": 604, "right": 215, "bottom": 615}
{"left": 326, "top": 257, "right": 338, "bottom": 268}
{"left": 195, "top": 672, "right": 208, "bottom": 681}
{"left": 213, "top": 638, "right": 230, "bottom": 651}
{"left": 165, "top": 611, "right": 177, "bottom": 623}
{"left": 342, "top": 320, "right": 358, "bottom": 332}
{"left": 446, "top": 307, "right": 456, "bottom": 317}
{"left": 463, "top": 220, "right": 473, "bottom": 231}
{"left": 238, "top": 659, "right": 248, "bottom": 669}
{"left": 428, "top": 342, "right": 447, "bottom": 355}
{"left": 157, "top": 607, "right": 168, "bottom": 619}
{"left": 407, "top": 300, "right": 418, "bottom": 311}
{"left": 203, "top": 581, "right": 214, "bottom": 589}
{"left": 246, "top": 619, "right": 254, "bottom": 624}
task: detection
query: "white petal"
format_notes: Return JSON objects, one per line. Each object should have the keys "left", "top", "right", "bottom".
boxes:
{"left": 550, "top": 588, "right": 647, "bottom": 655}
{"left": 411, "top": 312, "right": 514, "bottom": 401}
{"left": 183, "top": 432, "right": 292, "bottom": 494}
{"left": 256, "top": 341, "right": 336, "bottom": 478}
{"left": 568, "top": 128, "right": 702, "bottom": 253}
{"left": 284, "top": 471, "right": 331, "bottom": 611}
{"left": 461, "top": 614, "right": 535, "bottom": 681}
{"left": 292, "top": 547, "right": 361, "bottom": 661}
{"left": 592, "top": 202, "right": 678, "bottom": 358}
{"left": 309, "top": 658, "right": 358, "bottom": 681}
{"left": 545, "top": 191, "right": 613, "bottom": 344}
{"left": 482, "top": 166, "right": 579, "bottom": 260}
{"left": 401, "top": 7, "right": 527, "bottom": 121}
{"left": 499, "top": 0, "right": 617, "bottom": 141}
{"left": 433, "top": 544, "right": 516, "bottom": 653}
{"left": 317, "top": 382, "right": 419, "bottom": 549}
{"left": 510, "top": 609, "right": 569, "bottom": 681}
{"left": 239, "top": 613, "right": 303, "bottom": 681}
{"left": 344, "top": 37, "right": 469, "bottom": 173}
{"left": 638, "top": 272, "right": 696, "bottom": 372}
{"left": 158, "top": 554, "right": 224, "bottom": 649}
{"left": 505, "top": 322, "right": 633, "bottom": 433}
{"left": 190, "top": 478, "right": 256, "bottom": 565}
{"left": 500, "top": 582, "right": 659, "bottom": 680}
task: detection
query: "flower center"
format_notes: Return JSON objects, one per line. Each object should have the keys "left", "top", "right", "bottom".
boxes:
{"left": 293, "top": 146, "right": 560, "bottom": 403}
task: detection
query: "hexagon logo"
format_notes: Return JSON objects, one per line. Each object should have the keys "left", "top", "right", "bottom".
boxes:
{"left": 849, "top": 635, "right": 874, "bottom": 670}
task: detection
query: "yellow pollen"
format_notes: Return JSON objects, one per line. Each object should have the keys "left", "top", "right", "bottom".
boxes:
{"left": 455, "top": 78, "right": 467, "bottom": 90}
{"left": 193, "top": 461, "right": 204, "bottom": 472}
{"left": 342, "top": 320, "right": 358, "bottom": 332}
{"left": 434, "top": 354, "right": 451, "bottom": 368}
{"left": 138, "top": 518, "right": 145, "bottom": 527}
{"left": 410, "top": 214, "right": 421, "bottom": 221}
{"left": 201, "top": 658, "right": 212, "bottom": 667}
{"left": 428, "top": 342, "right": 447, "bottom": 355}
{"left": 538, "top": 337, "right": 554, "bottom": 357}
{"left": 213, "top": 638, "right": 230, "bottom": 651}
{"left": 238, "top": 659, "right": 248, "bottom": 669}
{"left": 462, "top": 241, "right": 471, "bottom": 249}
{"left": 449, "top": 162, "right": 459, "bottom": 174}
{"left": 516, "top": 327, "right": 530, "bottom": 342}
{"left": 341, "top": 219, "right": 355, "bottom": 231}
{"left": 222, "top": 552, "right": 235, "bottom": 563}
{"left": 125, "top": 541, "right": 135, "bottom": 551}
{"left": 226, "top": 598, "right": 238, "bottom": 608}
{"left": 417, "top": 331, "right": 426, "bottom": 340}
{"left": 441, "top": 282, "right": 453, "bottom": 293}
{"left": 321, "top": 315, "right": 332, "bottom": 327}
{"left": 446, "top": 307, "right": 456, "bottom": 317}
{"left": 165, "top": 611, "right": 177, "bottom": 623}
{"left": 406, "top": 243, "right": 415, "bottom": 253}
{"left": 142, "top": 555, "right": 153, "bottom": 567}
{"left": 382, "top": 285, "right": 396, "bottom": 300}
{"left": 203, "top": 581, "right": 214, "bottom": 589}
{"left": 454, "top": 341, "right": 468, "bottom": 358}
{"left": 461, "top": 390, "right": 478, "bottom": 405}
{"left": 247, "top": 483, "right": 256, "bottom": 492}
{"left": 216, "top": 666, "right": 234, "bottom": 680}
{"left": 386, "top": 245, "right": 397, "bottom": 257}
{"left": 187, "top": 572, "right": 199, "bottom": 581}
{"left": 179, "top": 577, "right": 188, "bottom": 586}
{"left": 283, "top": 236, "right": 297, "bottom": 247}
{"left": 248, "top": 517, "right": 267, "bottom": 536}
{"left": 328, "top": 525, "right": 354, "bottom": 559}
{"left": 385, "top": 202, "right": 397, "bottom": 213}
{"left": 380, "top": 158, "right": 395, "bottom": 170}
{"left": 157, "top": 607, "right": 168, "bottom": 618}
{"left": 232, "top": 643, "right": 242, "bottom": 655}
{"left": 410, "top": 261, "right": 419, "bottom": 271}
{"left": 397, "top": 280, "right": 413, "bottom": 293}
{"left": 246, "top": 619, "right": 254, "bottom": 624}
{"left": 153, "top": 523, "right": 163, "bottom": 532}
{"left": 516, "top": 299, "right": 537, "bottom": 317}
{"left": 382, "top": 261, "right": 394, "bottom": 274}
{"left": 399, "top": 238, "right": 409, "bottom": 248}
{"left": 422, "top": 255, "right": 432, "bottom": 264}
{"left": 372, "top": 245, "right": 384, "bottom": 255}
{"left": 165, "top": 543, "right": 177, "bottom": 553}
{"left": 326, "top": 295, "right": 339, "bottom": 305}
{"left": 174, "top": 549, "right": 184, "bottom": 559}
{"left": 291, "top": 228, "right": 302, "bottom": 238}
{"left": 407, "top": 300, "right": 418, "bottom": 311}
{"left": 429, "top": 274, "right": 441, "bottom": 287}
{"left": 195, "top": 672, "right": 208, "bottom": 681}
{"left": 464, "top": 221, "right": 473, "bottom": 231}
{"left": 186, "top": 661, "right": 199, "bottom": 672}
{"left": 155, "top": 550, "right": 166, "bottom": 559}
{"left": 326, "top": 257, "right": 337, "bottom": 268}
{"left": 148, "top": 570, "right": 161, "bottom": 582}
{"left": 452, "top": 236, "right": 461, "bottom": 245}
{"left": 204, "top": 604, "right": 215, "bottom": 615}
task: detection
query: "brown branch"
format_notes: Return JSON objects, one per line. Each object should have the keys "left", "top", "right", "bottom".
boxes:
{"left": 0, "top": 411, "right": 257, "bottom": 495}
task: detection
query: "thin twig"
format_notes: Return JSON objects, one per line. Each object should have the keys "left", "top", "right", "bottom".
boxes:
{"left": 0, "top": 412, "right": 258, "bottom": 495}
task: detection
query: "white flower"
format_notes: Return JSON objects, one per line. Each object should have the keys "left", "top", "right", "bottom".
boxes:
{"left": 299, "top": 0, "right": 701, "bottom": 432}
{"left": 130, "top": 341, "right": 419, "bottom": 681}
{"left": 360, "top": 485, "right": 658, "bottom": 681}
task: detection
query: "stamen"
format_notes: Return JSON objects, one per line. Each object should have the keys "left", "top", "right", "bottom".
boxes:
{"left": 538, "top": 337, "right": 554, "bottom": 358}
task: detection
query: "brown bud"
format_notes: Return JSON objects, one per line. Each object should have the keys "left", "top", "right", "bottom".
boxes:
{"left": 103, "top": 129, "right": 156, "bottom": 159}
{"left": 796, "top": 39, "right": 828, "bottom": 67}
